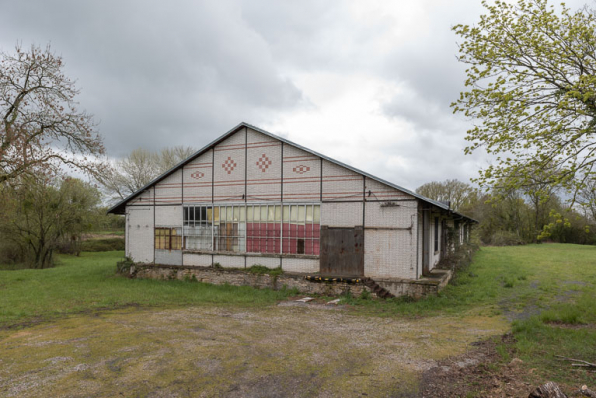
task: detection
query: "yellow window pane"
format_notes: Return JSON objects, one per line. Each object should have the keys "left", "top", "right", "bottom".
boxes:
{"left": 298, "top": 206, "right": 306, "bottom": 224}
{"left": 290, "top": 206, "right": 297, "bottom": 222}
{"left": 247, "top": 206, "right": 253, "bottom": 221}
{"left": 275, "top": 205, "right": 282, "bottom": 222}
{"left": 240, "top": 206, "right": 246, "bottom": 222}
{"left": 314, "top": 206, "right": 320, "bottom": 223}
{"left": 306, "top": 206, "right": 313, "bottom": 222}
{"left": 254, "top": 206, "right": 260, "bottom": 221}
{"left": 207, "top": 208, "right": 212, "bottom": 222}
{"left": 260, "top": 206, "right": 267, "bottom": 221}
{"left": 234, "top": 206, "right": 240, "bottom": 222}
{"left": 227, "top": 206, "right": 233, "bottom": 221}
{"left": 268, "top": 206, "right": 275, "bottom": 222}
{"left": 215, "top": 207, "right": 221, "bottom": 222}
{"left": 283, "top": 205, "right": 289, "bottom": 222}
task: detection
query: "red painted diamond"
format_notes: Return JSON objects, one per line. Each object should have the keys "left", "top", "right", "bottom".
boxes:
{"left": 191, "top": 171, "right": 205, "bottom": 180}
{"left": 222, "top": 157, "right": 237, "bottom": 174}
{"left": 293, "top": 165, "right": 310, "bottom": 174}
{"left": 256, "top": 154, "right": 272, "bottom": 172}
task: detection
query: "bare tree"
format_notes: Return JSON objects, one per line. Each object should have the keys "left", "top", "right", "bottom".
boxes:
{"left": 0, "top": 44, "right": 106, "bottom": 184}
{"left": 416, "top": 179, "right": 478, "bottom": 212}
{"left": 100, "top": 146, "right": 196, "bottom": 202}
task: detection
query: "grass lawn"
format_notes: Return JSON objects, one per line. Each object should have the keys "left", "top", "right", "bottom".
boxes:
{"left": 0, "top": 251, "right": 296, "bottom": 328}
{"left": 345, "top": 244, "right": 596, "bottom": 385}
{"left": 1, "top": 244, "right": 596, "bottom": 388}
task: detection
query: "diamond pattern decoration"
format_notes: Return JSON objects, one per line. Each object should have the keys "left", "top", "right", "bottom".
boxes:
{"left": 190, "top": 171, "right": 205, "bottom": 180}
{"left": 293, "top": 165, "right": 310, "bottom": 174}
{"left": 256, "top": 153, "right": 272, "bottom": 172}
{"left": 222, "top": 157, "right": 237, "bottom": 174}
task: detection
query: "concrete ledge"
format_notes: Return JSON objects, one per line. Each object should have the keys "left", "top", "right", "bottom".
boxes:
{"left": 131, "top": 264, "right": 371, "bottom": 297}
{"left": 374, "top": 269, "right": 452, "bottom": 298}
{"left": 130, "top": 264, "right": 451, "bottom": 299}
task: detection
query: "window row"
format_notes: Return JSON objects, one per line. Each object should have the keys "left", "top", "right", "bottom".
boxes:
{"left": 181, "top": 204, "right": 320, "bottom": 255}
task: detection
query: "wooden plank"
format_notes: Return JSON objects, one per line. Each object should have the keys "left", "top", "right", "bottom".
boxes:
{"left": 320, "top": 226, "right": 364, "bottom": 276}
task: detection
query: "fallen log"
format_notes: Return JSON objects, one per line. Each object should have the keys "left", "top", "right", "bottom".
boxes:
{"left": 555, "top": 355, "right": 596, "bottom": 369}
{"left": 528, "top": 381, "right": 568, "bottom": 398}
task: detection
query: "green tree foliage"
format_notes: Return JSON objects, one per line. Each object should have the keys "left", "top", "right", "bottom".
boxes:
{"left": 415, "top": 179, "right": 479, "bottom": 212}
{"left": 99, "top": 146, "right": 196, "bottom": 203}
{"left": 452, "top": 0, "right": 596, "bottom": 204}
{"left": 417, "top": 178, "right": 595, "bottom": 245}
{"left": 0, "top": 177, "right": 100, "bottom": 268}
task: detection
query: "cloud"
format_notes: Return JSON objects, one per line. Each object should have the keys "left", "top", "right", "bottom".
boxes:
{"left": 2, "top": 0, "right": 586, "bottom": 190}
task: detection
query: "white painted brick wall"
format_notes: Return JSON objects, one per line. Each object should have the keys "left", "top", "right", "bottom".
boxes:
{"left": 430, "top": 212, "right": 441, "bottom": 269}
{"left": 282, "top": 145, "right": 320, "bottom": 202}
{"left": 364, "top": 203, "right": 418, "bottom": 279}
{"left": 183, "top": 151, "right": 213, "bottom": 204}
{"left": 247, "top": 129, "right": 282, "bottom": 202}
{"left": 417, "top": 211, "right": 423, "bottom": 278}
{"left": 183, "top": 253, "right": 213, "bottom": 267}
{"left": 129, "top": 189, "right": 153, "bottom": 205}
{"left": 247, "top": 256, "right": 281, "bottom": 269}
{"left": 322, "top": 160, "right": 363, "bottom": 202}
{"left": 213, "top": 254, "right": 245, "bottom": 268}
{"left": 155, "top": 205, "right": 182, "bottom": 226}
{"left": 281, "top": 258, "right": 319, "bottom": 273}
{"left": 213, "top": 130, "right": 246, "bottom": 203}
{"left": 155, "top": 169, "right": 182, "bottom": 204}
{"left": 321, "top": 202, "right": 363, "bottom": 227}
{"left": 365, "top": 201, "right": 417, "bottom": 228}
{"left": 127, "top": 205, "right": 154, "bottom": 263}
{"left": 365, "top": 178, "right": 413, "bottom": 201}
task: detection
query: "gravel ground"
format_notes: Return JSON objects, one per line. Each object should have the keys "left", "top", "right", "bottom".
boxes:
{"left": 0, "top": 304, "right": 507, "bottom": 397}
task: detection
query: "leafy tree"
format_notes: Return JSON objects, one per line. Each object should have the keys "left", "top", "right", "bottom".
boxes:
{"left": 0, "top": 177, "right": 100, "bottom": 268}
{"left": 0, "top": 44, "right": 106, "bottom": 184}
{"left": 452, "top": 0, "right": 596, "bottom": 205}
{"left": 416, "top": 179, "right": 478, "bottom": 212}
{"left": 99, "top": 146, "right": 195, "bottom": 202}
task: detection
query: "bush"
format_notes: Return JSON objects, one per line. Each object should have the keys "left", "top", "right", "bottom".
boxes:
{"left": 116, "top": 257, "right": 135, "bottom": 275}
{"left": 488, "top": 230, "right": 524, "bottom": 246}
{"left": 80, "top": 238, "right": 125, "bottom": 252}
{"left": 248, "top": 265, "right": 283, "bottom": 276}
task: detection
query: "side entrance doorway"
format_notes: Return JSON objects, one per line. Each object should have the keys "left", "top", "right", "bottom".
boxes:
{"left": 319, "top": 226, "right": 364, "bottom": 276}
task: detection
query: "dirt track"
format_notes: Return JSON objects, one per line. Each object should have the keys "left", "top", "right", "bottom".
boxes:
{"left": 0, "top": 304, "right": 507, "bottom": 397}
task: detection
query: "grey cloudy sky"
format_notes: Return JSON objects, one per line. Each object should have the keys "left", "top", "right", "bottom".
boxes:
{"left": 0, "top": 0, "right": 587, "bottom": 190}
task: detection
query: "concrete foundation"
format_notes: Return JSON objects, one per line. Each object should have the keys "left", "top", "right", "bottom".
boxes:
{"left": 130, "top": 264, "right": 452, "bottom": 299}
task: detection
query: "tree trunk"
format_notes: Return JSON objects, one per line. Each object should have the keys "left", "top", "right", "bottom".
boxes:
{"left": 528, "top": 382, "right": 568, "bottom": 398}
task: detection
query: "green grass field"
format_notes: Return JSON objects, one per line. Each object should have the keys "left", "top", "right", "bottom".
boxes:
{"left": 1, "top": 244, "right": 595, "bottom": 386}
{"left": 0, "top": 251, "right": 296, "bottom": 328}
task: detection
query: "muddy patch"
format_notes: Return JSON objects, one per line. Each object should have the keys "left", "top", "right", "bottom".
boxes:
{"left": 420, "top": 334, "right": 535, "bottom": 397}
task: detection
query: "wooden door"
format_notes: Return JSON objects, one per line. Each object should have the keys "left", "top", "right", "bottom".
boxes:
{"left": 320, "top": 226, "right": 364, "bottom": 276}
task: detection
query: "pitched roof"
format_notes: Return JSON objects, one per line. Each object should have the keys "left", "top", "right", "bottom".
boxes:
{"left": 107, "top": 122, "right": 477, "bottom": 222}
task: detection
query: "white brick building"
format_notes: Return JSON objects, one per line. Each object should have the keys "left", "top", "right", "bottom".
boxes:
{"left": 109, "top": 123, "right": 475, "bottom": 280}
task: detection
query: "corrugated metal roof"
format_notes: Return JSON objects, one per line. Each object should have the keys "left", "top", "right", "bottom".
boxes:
{"left": 107, "top": 122, "right": 477, "bottom": 223}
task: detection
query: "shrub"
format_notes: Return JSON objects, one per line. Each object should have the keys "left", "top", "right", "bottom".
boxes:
{"left": 248, "top": 265, "right": 283, "bottom": 276}
{"left": 80, "top": 238, "right": 125, "bottom": 252}
{"left": 116, "top": 257, "right": 135, "bottom": 275}
{"left": 489, "top": 230, "right": 524, "bottom": 246}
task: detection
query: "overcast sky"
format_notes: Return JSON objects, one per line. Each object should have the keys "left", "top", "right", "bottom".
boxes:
{"left": 0, "top": 0, "right": 587, "bottom": 191}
